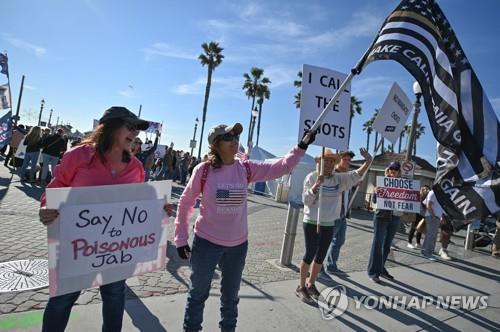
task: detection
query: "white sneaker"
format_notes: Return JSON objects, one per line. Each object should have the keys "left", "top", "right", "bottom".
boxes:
{"left": 439, "top": 249, "right": 451, "bottom": 260}
{"left": 407, "top": 243, "right": 415, "bottom": 249}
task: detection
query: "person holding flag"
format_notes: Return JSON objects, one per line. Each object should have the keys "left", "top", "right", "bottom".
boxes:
{"left": 174, "top": 123, "right": 315, "bottom": 332}
{"left": 296, "top": 148, "right": 371, "bottom": 304}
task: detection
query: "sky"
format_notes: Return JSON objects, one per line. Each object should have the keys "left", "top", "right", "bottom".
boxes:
{"left": 2, "top": 0, "right": 500, "bottom": 164}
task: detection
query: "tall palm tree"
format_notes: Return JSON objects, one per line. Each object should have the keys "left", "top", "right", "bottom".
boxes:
{"left": 371, "top": 109, "right": 380, "bottom": 153}
{"left": 362, "top": 119, "right": 373, "bottom": 151}
{"left": 294, "top": 71, "right": 302, "bottom": 109}
{"left": 398, "top": 125, "right": 408, "bottom": 153}
{"left": 242, "top": 67, "right": 270, "bottom": 147}
{"left": 197, "top": 41, "right": 224, "bottom": 159}
{"left": 405, "top": 122, "right": 426, "bottom": 156}
{"left": 255, "top": 82, "right": 271, "bottom": 146}
{"left": 348, "top": 96, "right": 363, "bottom": 147}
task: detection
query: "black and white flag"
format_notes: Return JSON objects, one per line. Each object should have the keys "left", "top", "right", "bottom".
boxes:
{"left": 359, "top": 0, "right": 499, "bottom": 222}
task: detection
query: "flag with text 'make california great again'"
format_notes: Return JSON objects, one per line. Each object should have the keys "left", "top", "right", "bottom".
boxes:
{"left": 360, "top": 0, "right": 499, "bottom": 222}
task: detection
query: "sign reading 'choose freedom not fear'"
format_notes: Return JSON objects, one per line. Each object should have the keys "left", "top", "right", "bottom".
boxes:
{"left": 298, "top": 64, "right": 351, "bottom": 150}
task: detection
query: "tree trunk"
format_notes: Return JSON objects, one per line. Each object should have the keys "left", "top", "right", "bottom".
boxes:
{"left": 374, "top": 132, "right": 379, "bottom": 154}
{"left": 198, "top": 65, "right": 212, "bottom": 159}
{"left": 347, "top": 114, "right": 353, "bottom": 148}
{"left": 256, "top": 100, "right": 263, "bottom": 146}
{"left": 247, "top": 79, "right": 257, "bottom": 148}
{"left": 381, "top": 138, "right": 385, "bottom": 153}
{"left": 398, "top": 132, "right": 403, "bottom": 153}
{"left": 366, "top": 131, "right": 370, "bottom": 151}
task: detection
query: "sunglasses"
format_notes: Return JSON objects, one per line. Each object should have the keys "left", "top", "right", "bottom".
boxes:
{"left": 220, "top": 133, "right": 239, "bottom": 142}
{"left": 125, "top": 122, "right": 138, "bottom": 131}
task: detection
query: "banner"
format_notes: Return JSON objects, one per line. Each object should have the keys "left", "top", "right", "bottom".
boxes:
{"left": 371, "top": 82, "right": 412, "bottom": 144}
{"left": 46, "top": 180, "right": 171, "bottom": 297}
{"left": 298, "top": 64, "right": 351, "bottom": 150}
{"left": 0, "top": 84, "right": 11, "bottom": 110}
{"left": 145, "top": 121, "right": 162, "bottom": 134}
{"left": 0, "top": 110, "right": 12, "bottom": 149}
{"left": 376, "top": 176, "right": 421, "bottom": 213}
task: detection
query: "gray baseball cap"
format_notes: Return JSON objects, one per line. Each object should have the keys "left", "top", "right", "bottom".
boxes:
{"left": 207, "top": 123, "right": 243, "bottom": 145}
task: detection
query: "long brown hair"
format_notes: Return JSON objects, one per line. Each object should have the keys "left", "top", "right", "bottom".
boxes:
{"left": 24, "top": 126, "right": 42, "bottom": 146}
{"left": 207, "top": 141, "right": 223, "bottom": 169}
{"left": 80, "top": 119, "right": 131, "bottom": 162}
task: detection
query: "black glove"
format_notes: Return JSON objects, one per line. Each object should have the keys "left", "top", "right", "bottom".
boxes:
{"left": 298, "top": 130, "right": 317, "bottom": 150}
{"left": 177, "top": 245, "right": 191, "bottom": 259}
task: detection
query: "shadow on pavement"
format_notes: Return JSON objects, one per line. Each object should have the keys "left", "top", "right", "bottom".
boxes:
{"left": 125, "top": 286, "right": 168, "bottom": 332}
{"left": 15, "top": 182, "right": 45, "bottom": 201}
{"left": 0, "top": 172, "right": 13, "bottom": 202}
{"left": 165, "top": 241, "right": 190, "bottom": 287}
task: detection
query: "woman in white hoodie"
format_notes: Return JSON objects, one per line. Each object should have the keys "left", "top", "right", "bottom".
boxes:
{"left": 296, "top": 148, "right": 371, "bottom": 304}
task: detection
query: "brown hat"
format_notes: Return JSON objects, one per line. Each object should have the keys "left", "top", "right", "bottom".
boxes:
{"left": 314, "top": 149, "right": 340, "bottom": 163}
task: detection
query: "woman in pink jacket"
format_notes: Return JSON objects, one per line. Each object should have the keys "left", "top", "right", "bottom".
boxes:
{"left": 175, "top": 123, "right": 315, "bottom": 332}
{"left": 38, "top": 107, "right": 149, "bottom": 332}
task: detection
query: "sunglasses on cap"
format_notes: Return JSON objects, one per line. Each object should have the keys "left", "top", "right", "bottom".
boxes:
{"left": 219, "top": 133, "right": 239, "bottom": 142}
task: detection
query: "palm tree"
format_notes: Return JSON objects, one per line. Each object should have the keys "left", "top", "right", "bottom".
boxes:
{"left": 398, "top": 126, "right": 408, "bottom": 153}
{"left": 362, "top": 119, "right": 373, "bottom": 151}
{"left": 294, "top": 71, "right": 302, "bottom": 109}
{"left": 255, "top": 82, "right": 271, "bottom": 146}
{"left": 348, "top": 96, "right": 363, "bottom": 147}
{"left": 371, "top": 109, "right": 380, "bottom": 153}
{"left": 197, "top": 41, "right": 224, "bottom": 159}
{"left": 242, "top": 67, "right": 270, "bottom": 147}
{"left": 405, "top": 122, "right": 426, "bottom": 156}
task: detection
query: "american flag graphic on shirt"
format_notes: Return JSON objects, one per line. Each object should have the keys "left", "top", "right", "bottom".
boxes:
{"left": 216, "top": 189, "right": 246, "bottom": 206}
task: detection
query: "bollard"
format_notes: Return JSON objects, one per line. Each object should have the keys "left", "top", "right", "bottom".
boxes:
{"left": 464, "top": 220, "right": 480, "bottom": 251}
{"left": 280, "top": 201, "right": 302, "bottom": 266}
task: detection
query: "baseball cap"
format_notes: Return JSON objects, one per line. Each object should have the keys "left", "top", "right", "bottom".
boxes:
{"left": 99, "top": 106, "right": 149, "bottom": 131}
{"left": 388, "top": 161, "right": 401, "bottom": 170}
{"left": 207, "top": 123, "right": 243, "bottom": 145}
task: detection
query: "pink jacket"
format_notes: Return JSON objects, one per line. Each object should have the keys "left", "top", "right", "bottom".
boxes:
{"left": 174, "top": 146, "right": 305, "bottom": 247}
{"left": 40, "top": 144, "right": 145, "bottom": 206}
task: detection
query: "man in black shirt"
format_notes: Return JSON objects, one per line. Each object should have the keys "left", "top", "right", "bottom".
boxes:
{"left": 40, "top": 129, "right": 67, "bottom": 184}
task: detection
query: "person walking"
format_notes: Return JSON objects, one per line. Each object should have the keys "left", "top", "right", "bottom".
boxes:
{"left": 40, "top": 128, "right": 67, "bottom": 184}
{"left": 421, "top": 189, "right": 444, "bottom": 260}
{"left": 38, "top": 106, "right": 151, "bottom": 332}
{"left": 136, "top": 131, "right": 160, "bottom": 181}
{"left": 3, "top": 124, "right": 25, "bottom": 167}
{"left": 174, "top": 123, "right": 315, "bottom": 332}
{"left": 325, "top": 150, "right": 357, "bottom": 275}
{"left": 407, "top": 185, "right": 430, "bottom": 249}
{"left": 18, "top": 126, "right": 43, "bottom": 182}
{"left": 296, "top": 148, "right": 371, "bottom": 304}
{"left": 368, "top": 161, "right": 403, "bottom": 283}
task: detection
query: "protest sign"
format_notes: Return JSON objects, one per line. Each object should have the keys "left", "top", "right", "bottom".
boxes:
{"left": 298, "top": 64, "right": 351, "bottom": 150}
{"left": 376, "top": 176, "right": 421, "bottom": 213}
{"left": 145, "top": 121, "right": 162, "bottom": 134}
{"left": 46, "top": 180, "right": 171, "bottom": 297}
{"left": 372, "top": 82, "right": 413, "bottom": 144}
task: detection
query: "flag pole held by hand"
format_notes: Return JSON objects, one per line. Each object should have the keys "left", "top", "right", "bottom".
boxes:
{"left": 317, "top": 147, "right": 326, "bottom": 234}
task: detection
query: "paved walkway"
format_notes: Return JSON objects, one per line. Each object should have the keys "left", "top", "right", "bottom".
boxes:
{"left": 1, "top": 155, "right": 499, "bottom": 331}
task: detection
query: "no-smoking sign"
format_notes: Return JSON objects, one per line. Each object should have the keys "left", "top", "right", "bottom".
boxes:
{"left": 401, "top": 160, "right": 416, "bottom": 179}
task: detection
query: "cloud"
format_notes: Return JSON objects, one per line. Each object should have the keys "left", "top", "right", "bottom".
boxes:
{"left": 264, "top": 65, "right": 298, "bottom": 89}
{"left": 171, "top": 76, "right": 244, "bottom": 98}
{"left": 143, "top": 43, "right": 197, "bottom": 61}
{"left": 4, "top": 34, "right": 46, "bottom": 56}
{"left": 352, "top": 76, "right": 395, "bottom": 99}
{"left": 119, "top": 86, "right": 135, "bottom": 97}
{"left": 490, "top": 97, "right": 500, "bottom": 112}
{"left": 24, "top": 84, "right": 36, "bottom": 90}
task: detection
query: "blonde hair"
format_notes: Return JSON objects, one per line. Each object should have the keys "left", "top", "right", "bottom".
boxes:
{"left": 24, "top": 126, "right": 42, "bottom": 146}
{"left": 384, "top": 167, "right": 401, "bottom": 177}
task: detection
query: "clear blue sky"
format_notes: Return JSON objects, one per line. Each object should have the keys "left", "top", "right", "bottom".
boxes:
{"left": 2, "top": 0, "right": 499, "bottom": 164}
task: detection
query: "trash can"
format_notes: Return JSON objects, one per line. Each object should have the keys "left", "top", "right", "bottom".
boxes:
{"left": 254, "top": 182, "right": 266, "bottom": 195}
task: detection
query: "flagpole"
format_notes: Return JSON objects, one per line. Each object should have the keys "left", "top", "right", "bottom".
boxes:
{"left": 4, "top": 52, "right": 14, "bottom": 120}
{"left": 346, "top": 139, "right": 383, "bottom": 213}
{"left": 13, "top": 75, "right": 25, "bottom": 127}
{"left": 316, "top": 147, "right": 326, "bottom": 234}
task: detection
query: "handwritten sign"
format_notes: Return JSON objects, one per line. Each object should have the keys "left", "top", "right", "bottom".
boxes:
{"left": 298, "top": 64, "right": 351, "bottom": 150}
{"left": 46, "top": 181, "right": 171, "bottom": 297}
{"left": 376, "top": 176, "right": 420, "bottom": 213}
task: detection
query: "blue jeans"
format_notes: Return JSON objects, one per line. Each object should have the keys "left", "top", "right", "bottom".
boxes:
{"left": 41, "top": 153, "right": 60, "bottom": 182}
{"left": 326, "top": 218, "right": 347, "bottom": 272}
{"left": 19, "top": 151, "right": 39, "bottom": 180}
{"left": 184, "top": 235, "right": 248, "bottom": 332}
{"left": 367, "top": 214, "right": 400, "bottom": 278}
{"left": 42, "top": 280, "right": 126, "bottom": 332}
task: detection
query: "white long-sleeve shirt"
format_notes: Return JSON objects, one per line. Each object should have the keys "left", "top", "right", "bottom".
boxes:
{"left": 302, "top": 170, "right": 361, "bottom": 226}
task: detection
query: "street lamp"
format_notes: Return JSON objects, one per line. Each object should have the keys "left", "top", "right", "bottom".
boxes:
{"left": 38, "top": 99, "right": 45, "bottom": 126}
{"left": 405, "top": 81, "right": 422, "bottom": 160}
{"left": 190, "top": 117, "right": 199, "bottom": 157}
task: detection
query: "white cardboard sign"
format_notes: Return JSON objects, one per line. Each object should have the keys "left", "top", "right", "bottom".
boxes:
{"left": 46, "top": 180, "right": 171, "bottom": 297}
{"left": 298, "top": 64, "right": 351, "bottom": 150}
{"left": 376, "top": 176, "right": 421, "bottom": 213}
{"left": 372, "top": 82, "right": 413, "bottom": 144}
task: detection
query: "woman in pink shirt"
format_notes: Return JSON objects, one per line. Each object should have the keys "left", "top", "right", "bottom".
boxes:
{"left": 38, "top": 107, "right": 149, "bottom": 332}
{"left": 175, "top": 123, "right": 315, "bottom": 332}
